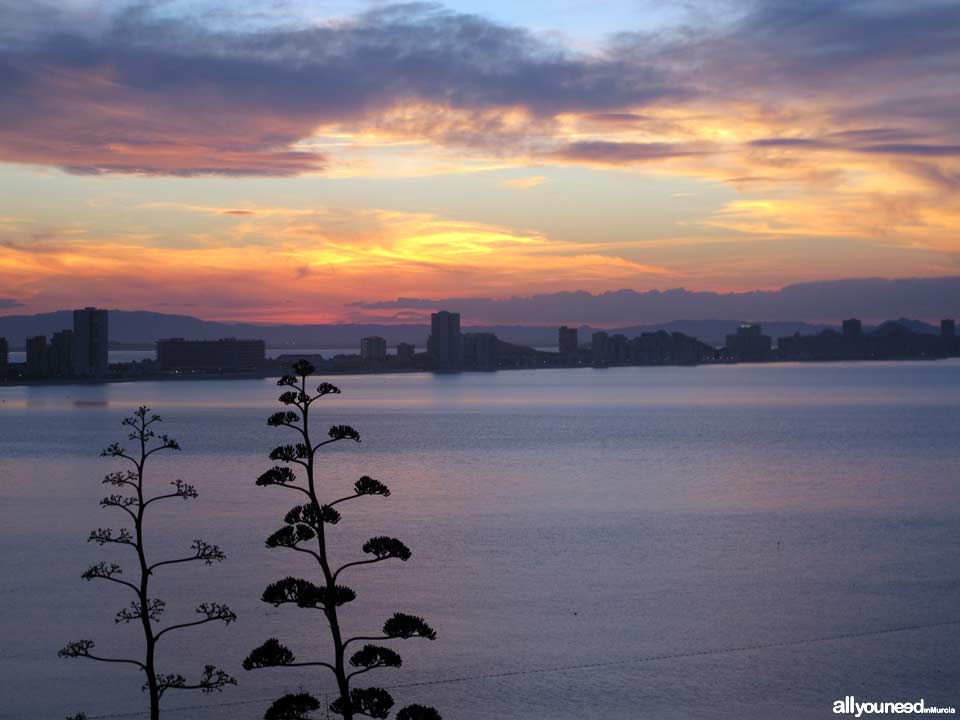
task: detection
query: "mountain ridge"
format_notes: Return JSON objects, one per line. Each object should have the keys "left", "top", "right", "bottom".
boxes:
{"left": 0, "top": 310, "right": 942, "bottom": 350}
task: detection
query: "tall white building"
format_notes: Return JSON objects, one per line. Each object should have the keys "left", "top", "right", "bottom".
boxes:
{"left": 429, "top": 310, "right": 462, "bottom": 372}
{"left": 72, "top": 307, "right": 109, "bottom": 377}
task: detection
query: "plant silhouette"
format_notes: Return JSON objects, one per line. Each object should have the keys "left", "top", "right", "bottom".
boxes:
{"left": 59, "top": 407, "right": 236, "bottom": 720}
{"left": 244, "top": 361, "right": 440, "bottom": 720}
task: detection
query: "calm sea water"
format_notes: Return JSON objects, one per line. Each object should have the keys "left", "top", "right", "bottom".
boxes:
{"left": 1, "top": 362, "right": 959, "bottom": 720}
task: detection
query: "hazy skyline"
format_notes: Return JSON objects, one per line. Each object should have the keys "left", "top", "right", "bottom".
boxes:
{"left": 2, "top": 1, "right": 960, "bottom": 321}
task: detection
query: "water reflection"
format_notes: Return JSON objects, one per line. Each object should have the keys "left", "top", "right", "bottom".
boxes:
{"left": 1, "top": 361, "right": 959, "bottom": 719}
{"left": 1, "top": 360, "right": 959, "bottom": 412}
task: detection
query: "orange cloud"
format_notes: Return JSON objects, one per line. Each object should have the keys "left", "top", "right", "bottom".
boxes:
{"left": 0, "top": 206, "right": 670, "bottom": 321}
{"left": 2, "top": 0, "right": 960, "bottom": 317}
{"left": 503, "top": 176, "right": 546, "bottom": 189}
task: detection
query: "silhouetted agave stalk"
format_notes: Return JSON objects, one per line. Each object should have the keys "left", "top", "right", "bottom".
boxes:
{"left": 59, "top": 407, "right": 236, "bottom": 720}
{"left": 244, "top": 360, "right": 440, "bottom": 720}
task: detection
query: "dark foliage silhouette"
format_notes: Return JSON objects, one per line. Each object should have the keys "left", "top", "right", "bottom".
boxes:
{"left": 59, "top": 407, "right": 236, "bottom": 720}
{"left": 244, "top": 361, "right": 440, "bottom": 720}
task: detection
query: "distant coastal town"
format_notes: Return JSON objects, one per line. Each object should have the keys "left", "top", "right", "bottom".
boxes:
{"left": 1, "top": 307, "right": 958, "bottom": 386}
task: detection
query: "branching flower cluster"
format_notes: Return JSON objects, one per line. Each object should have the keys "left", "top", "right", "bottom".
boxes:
{"left": 244, "top": 361, "right": 440, "bottom": 720}
{"left": 59, "top": 407, "right": 236, "bottom": 720}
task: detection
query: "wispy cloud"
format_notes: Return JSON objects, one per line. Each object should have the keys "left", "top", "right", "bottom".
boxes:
{"left": 346, "top": 277, "right": 960, "bottom": 324}
{"left": 503, "top": 176, "right": 546, "bottom": 189}
{"left": 548, "top": 141, "right": 708, "bottom": 165}
{"left": 0, "top": 204, "right": 669, "bottom": 320}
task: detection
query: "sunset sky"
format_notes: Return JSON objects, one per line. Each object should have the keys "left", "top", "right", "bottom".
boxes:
{"left": 1, "top": 0, "right": 959, "bottom": 323}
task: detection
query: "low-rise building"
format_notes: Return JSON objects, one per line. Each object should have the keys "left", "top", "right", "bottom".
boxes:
{"left": 360, "top": 336, "right": 387, "bottom": 366}
{"left": 396, "top": 342, "right": 416, "bottom": 363}
{"left": 725, "top": 324, "right": 772, "bottom": 362}
{"left": 463, "top": 332, "right": 498, "bottom": 370}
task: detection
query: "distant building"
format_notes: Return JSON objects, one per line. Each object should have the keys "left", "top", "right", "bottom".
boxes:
{"left": 429, "top": 310, "right": 462, "bottom": 372}
{"left": 671, "top": 332, "right": 720, "bottom": 364}
{"left": 558, "top": 326, "right": 578, "bottom": 356}
{"left": 72, "top": 306, "right": 109, "bottom": 377}
{"left": 50, "top": 329, "right": 75, "bottom": 377}
{"left": 396, "top": 342, "right": 416, "bottom": 363}
{"left": 780, "top": 320, "right": 956, "bottom": 361}
{"left": 591, "top": 331, "right": 609, "bottom": 367}
{"left": 360, "top": 336, "right": 387, "bottom": 365}
{"left": 942, "top": 319, "right": 956, "bottom": 337}
{"left": 0, "top": 336, "right": 7, "bottom": 377}
{"left": 609, "top": 334, "right": 629, "bottom": 365}
{"left": 632, "top": 331, "right": 668, "bottom": 364}
{"left": 842, "top": 318, "right": 862, "bottom": 338}
{"left": 463, "top": 332, "right": 498, "bottom": 370}
{"left": 24, "top": 332, "right": 74, "bottom": 378}
{"left": 157, "top": 338, "right": 265, "bottom": 371}
{"left": 26, "top": 335, "right": 48, "bottom": 377}
{"left": 725, "top": 324, "right": 772, "bottom": 362}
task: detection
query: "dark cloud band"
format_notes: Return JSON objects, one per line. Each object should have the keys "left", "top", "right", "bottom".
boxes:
{"left": 0, "top": 1, "right": 957, "bottom": 175}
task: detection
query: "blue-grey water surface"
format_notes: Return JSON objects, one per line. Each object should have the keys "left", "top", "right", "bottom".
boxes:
{"left": 1, "top": 362, "right": 959, "bottom": 719}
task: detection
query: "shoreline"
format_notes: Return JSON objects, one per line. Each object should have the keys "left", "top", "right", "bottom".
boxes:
{"left": 0, "top": 355, "right": 956, "bottom": 389}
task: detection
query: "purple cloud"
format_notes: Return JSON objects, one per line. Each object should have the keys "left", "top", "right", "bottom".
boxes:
{"left": 548, "top": 140, "right": 706, "bottom": 164}
{"left": 0, "top": 1, "right": 957, "bottom": 175}
{"left": 348, "top": 277, "right": 960, "bottom": 324}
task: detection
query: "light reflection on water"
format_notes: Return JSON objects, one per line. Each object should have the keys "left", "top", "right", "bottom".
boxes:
{"left": 3, "top": 359, "right": 960, "bottom": 411}
{"left": 1, "top": 361, "right": 959, "bottom": 719}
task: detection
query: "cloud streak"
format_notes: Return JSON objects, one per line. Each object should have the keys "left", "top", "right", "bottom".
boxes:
{"left": 0, "top": 204, "right": 670, "bottom": 320}
{"left": 549, "top": 141, "right": 707, "bottom": 165}
{"left": 348, "top": 277, "right": 960, "bottom": 324}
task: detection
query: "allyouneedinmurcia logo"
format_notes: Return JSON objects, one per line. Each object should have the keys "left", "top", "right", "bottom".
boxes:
{"left": 834, "top": 696, "right": 956, "bottom": 716}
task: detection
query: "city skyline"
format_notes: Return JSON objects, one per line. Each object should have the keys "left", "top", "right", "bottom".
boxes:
{"left": 2, "top": 1, "right": 960, "bottom": 321}
{"left": 5, "top": 304, "right": 956, "bottom": 386}
{"left": 1, "top": 276, "right": 958, "bottom": 329}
